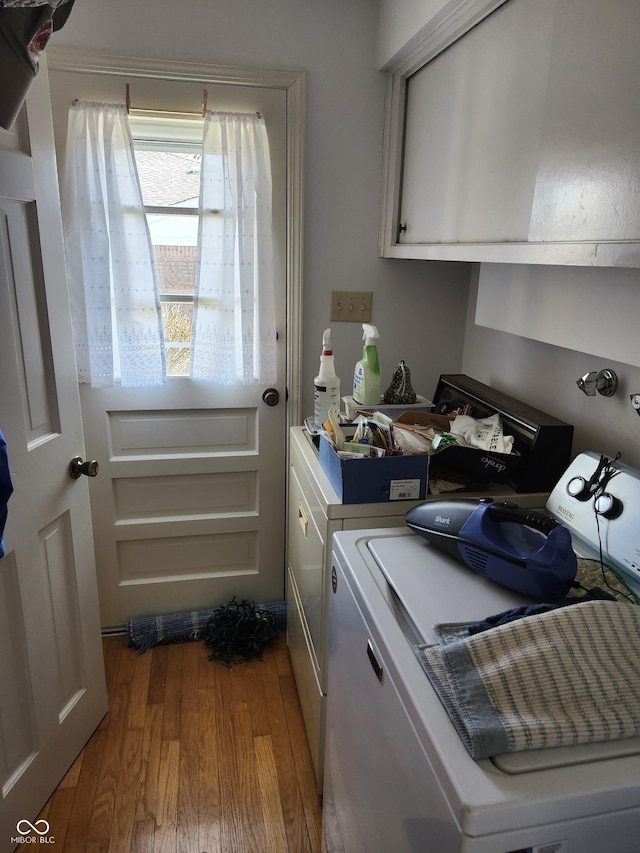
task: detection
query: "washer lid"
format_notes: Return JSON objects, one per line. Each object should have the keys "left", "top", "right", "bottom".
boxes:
{"left": 493, "top": 737, "right": 640, "bottom": 774}
{"left": 366, "top": 533, "right": 531, "bottom": 646}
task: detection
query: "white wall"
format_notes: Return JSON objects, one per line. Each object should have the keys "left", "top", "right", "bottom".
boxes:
{"left": 462, "top": 267, "right": 640, "bottom": 470}
{"left": 377, "top": 0, "right": 451, "bottom": 68}
{"left": 51, "top": 0, "right": 471, "bottom": 416}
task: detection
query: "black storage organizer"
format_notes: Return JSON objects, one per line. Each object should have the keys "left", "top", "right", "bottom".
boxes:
{"left": 431, "top": 374, "right": 574, "bottom": 493}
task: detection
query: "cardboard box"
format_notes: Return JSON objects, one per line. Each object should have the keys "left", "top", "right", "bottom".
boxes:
{"left": 319, "top": 433, "right": 429, "bottom": 504}
{"left": 342, "top": 394, "right": 433, "bottom": 421}
{"left": 393, "top": 411, "right": 520, "bottom": 485}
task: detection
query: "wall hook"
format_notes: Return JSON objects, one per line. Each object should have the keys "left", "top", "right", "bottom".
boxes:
{"left": 576, "top": 369, "right": 618, "bottom": 397}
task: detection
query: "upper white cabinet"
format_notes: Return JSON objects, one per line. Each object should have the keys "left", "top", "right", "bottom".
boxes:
{"left": 380, "top": 0, "right": 640, "bottom": 267}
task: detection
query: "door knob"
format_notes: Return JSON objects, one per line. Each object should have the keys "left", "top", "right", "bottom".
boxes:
{"left": 262, "top": 388, "right": 280, "bottom": 407}
{"left": 69, "top": 456, "right": 99, "bottom": 479}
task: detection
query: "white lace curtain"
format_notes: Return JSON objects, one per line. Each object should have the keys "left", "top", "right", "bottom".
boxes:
{"left": 62, "top": 101, "right": 166, "bottom": 387}
{"left": 62, "top": 102, "right": 276, "bottom": 388}
{"left": 192, "top": 111, "right": 277, "bottom": 385}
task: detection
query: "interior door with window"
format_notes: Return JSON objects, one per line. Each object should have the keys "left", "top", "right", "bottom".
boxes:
{"left": 0, "top": 59, "right": 107, "bottom": 843}
{"left": 48, "top": 65, "right": 290, "bottom": 628}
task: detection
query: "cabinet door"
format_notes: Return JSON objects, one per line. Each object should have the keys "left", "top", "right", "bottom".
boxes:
{"left": 383, "top": 0, "right": 640, "bottom": 267}
{"left": 529, "top": 0, "right": 640, "bottom": 243}
{"left": 400, "top": 0, "right": 555, "bottom": 245}
{"left": 286, "top": 566, "right": 324, "bottom": 785}
{"left": 288, "top": 465, "right": 324, "bottom": 667}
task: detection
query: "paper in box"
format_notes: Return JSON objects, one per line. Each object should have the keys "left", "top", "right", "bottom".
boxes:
{"left": 393, "top": 412, "right": 520, "bottom": 485}
{"left": 319, "top": 433, "right": 429, "bottom": 504}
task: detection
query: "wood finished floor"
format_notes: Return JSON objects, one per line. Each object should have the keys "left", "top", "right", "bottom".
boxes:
{"left": 38, "top": 634, "right": 322, "bottom": 852}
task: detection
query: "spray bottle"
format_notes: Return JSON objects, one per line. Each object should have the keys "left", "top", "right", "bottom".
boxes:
{"left": 352, "top": 324, "right": 381, "bottom": 406}
{"left": 314, "top": 328, "right": 341, "bottom": 428}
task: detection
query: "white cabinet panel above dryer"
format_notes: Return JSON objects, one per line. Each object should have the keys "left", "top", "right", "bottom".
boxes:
{"left": 382, "top": 0, "right": 640, "bottom": 267}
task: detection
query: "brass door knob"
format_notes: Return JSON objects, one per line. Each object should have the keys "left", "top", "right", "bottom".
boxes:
{"left": 69, "top": 456, "right": 99, "bottom": 479}
{"left": 262, "top": 388, "right": 280, "bottom": 407}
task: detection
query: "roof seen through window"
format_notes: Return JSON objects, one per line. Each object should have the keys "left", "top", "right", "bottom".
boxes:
{"left": 135, "top": 150, "right": 201, "bottom": 208}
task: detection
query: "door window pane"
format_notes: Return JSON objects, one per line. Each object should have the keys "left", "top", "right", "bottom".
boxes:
{"left": 136, "top": 150, "right": 200, "bottom": 208}
{"left": 161, "top": 300, "right": 193, "bottom": 377}
{"left": 147, "top": 214, "right": 198, "bottom": 296}
{"left": 132, "top": 130, "right": 203, "bottom": 377}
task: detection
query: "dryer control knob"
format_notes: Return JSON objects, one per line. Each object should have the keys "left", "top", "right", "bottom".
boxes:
{"left": 567, "top": 476, "right": 591, "bottom": 500}
{"left": 594, "top": 492, "right": 623, "bottom": 519}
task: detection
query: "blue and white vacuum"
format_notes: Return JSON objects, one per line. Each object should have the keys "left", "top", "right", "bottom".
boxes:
{"left": 405, "top": 498, "right": 577, "bottom": 601}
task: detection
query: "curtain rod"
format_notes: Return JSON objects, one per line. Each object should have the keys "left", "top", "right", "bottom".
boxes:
{"left": 126, "top": 83, "right": 208, "bottom": 117}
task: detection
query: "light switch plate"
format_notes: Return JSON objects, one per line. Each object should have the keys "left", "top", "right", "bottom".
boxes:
{"left": 330, "top": 290, "right": 372, "bottom": 323}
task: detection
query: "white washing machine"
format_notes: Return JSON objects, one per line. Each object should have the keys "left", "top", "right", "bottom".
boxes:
{"left": 323, "top": 453, "right": 640, "bottom": 853}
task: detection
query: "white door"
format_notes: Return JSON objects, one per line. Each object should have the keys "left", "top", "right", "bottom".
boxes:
{"left": 0, "top": 59, "right": 107, "bottom": 845}
{"left": 82, "top": 377, "right": 287, "bottom": 628}
{"left": 47, "top": 59, "right": 297, "bottom": 628}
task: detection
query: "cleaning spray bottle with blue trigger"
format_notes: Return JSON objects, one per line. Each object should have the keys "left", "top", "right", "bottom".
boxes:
{"left": 314, "top": 328, "right": 341, "bottom": 428}
{"left": 352, "top": 324, "right": 381, "bottom": 406}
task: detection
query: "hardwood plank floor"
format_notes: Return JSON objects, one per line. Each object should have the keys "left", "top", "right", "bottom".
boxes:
{"left": 38, "top": 634, "right": 322, "bottom": 853}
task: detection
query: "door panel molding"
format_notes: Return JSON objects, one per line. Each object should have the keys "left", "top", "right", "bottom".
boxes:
{"left": 108, "top": 408, "right": 255, "bottom": 456}
{"left": 114, "top": 471, "right": 256, "bottom": 520}
{"left": 40, "top": 511, "right": 85, "bottom": 714}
